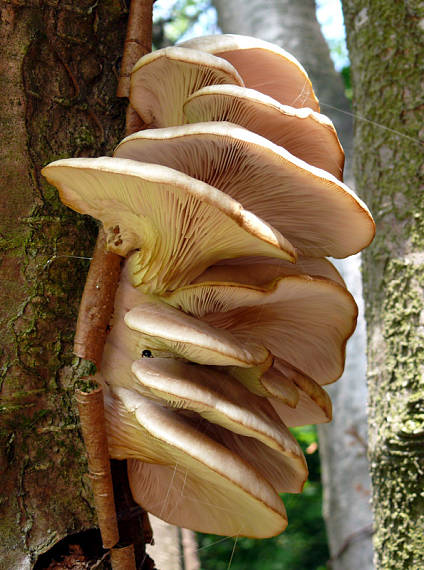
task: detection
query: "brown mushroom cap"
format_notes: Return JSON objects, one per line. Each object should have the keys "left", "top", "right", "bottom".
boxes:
{"left": 165, "top": 272, "right": 358, "bottom": 385}
{"left": 194, "top": 257, "right": 346, "bottom": 288}
{"left": 184, "top": 85, "right": 344, "bottom": 179}
{"left": 130, "top": 46, "right": 244, "bottom": 127}
{"left": 42, "top": 157, "right": 296, "bottom": 294}
{"left": 269, "top": 359, "right": 333, "bottom": 427}
{"left": 178, "top": 34, "right": 319, "bottom": 111}
{"left": 131, "top": 357, "right": 307, "bottom": 493}
{"left": 114, "top": 122, "right": 375, "bottom": 258}
{"left": 104, "top": 387, "right": 287, "bottom": 537}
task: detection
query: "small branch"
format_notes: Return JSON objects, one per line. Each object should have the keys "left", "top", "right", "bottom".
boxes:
{"left": 73, "top": 228, "right": 122, "bottom": 366}
{"left": 76, "top": 388, "right": 120, "bottom": 549}
{"left": 117, "top": 0, "right": 154, "bottom": 98}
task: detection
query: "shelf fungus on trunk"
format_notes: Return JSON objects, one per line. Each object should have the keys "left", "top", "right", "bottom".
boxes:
{"left": 114, "top": 122, "right": 375, "bottom": 258}
{"left": 41, "top": 157, "right": 296, "bottom": 294}
{"left": 178, "top": 34, "right": 320, "bottom": 111}
{"left": 41, "top": 31, "right": 376, "bottom": 542}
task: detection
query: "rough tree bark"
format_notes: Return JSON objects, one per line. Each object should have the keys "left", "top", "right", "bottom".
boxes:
{"left": 211, "top": 1, "right": 374, "bottom": 568}
{"left": 342, "top": 1, "right": 424, "bottom": 568}
{"left": 0, "top": 2, "right": 127, "bottom": 567}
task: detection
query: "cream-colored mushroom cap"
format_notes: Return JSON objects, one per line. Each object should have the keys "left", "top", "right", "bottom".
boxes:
{"left": 184, "top": 85, "right": 344, "bottom": 179}
{"left": 130, "top": 46, "right": 244, "bottom": 127}
{"left": 269, "top": 359, "right": 333, "bottom": 427}
{"left": 42, "top": 157, "right": 296, "bottom": 294}
{"left": 131, "top": 357, "right": 307, "bottom": 493}
{"left": 179, "top": 34, "right": 319, "bottom": 111}
{"left": 165, "top": 273, "right": 358, "bottom": 385}
{"left": 114, "top": 123, "right": 374, "bottom": 258}
{"left": 104, "top": 387, "right": 287, "bottom": 537}
{"left": 122, "top": 297, "right": 270, "bottom": 367}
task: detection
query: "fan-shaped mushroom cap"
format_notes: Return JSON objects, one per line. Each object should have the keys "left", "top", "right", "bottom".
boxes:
{"left": 165, "top": 273, "right": 357, "bottom": 385}
{"left": 105, "top": 387, "right": 287, "bottom": 537}
{"left": 114, "top": 123, "right": 374, "bottom": 258}
{"left": 130, "top": 46, "right": 244, "bottom": 127}
{"left": 131, "top": 357, "right": 307, "bottom": 493}
{"left": 184, "top": 85, "right": 344, "bottom": 179}
{"left": 194, "top": 257, "right": 346, "bottom": 288}
{"left": 178, "top": 34, "right": 319, "bottom": 111}
{"left": 42, "top": 157, "right": 296, "bottom": 294}
{"left": 123, "top": 297, "right": 269, "bottom": 367}
{"left": 269, "top": 359, "right": 332, "bottom": 427}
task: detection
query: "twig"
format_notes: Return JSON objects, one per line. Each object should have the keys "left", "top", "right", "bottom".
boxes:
{"left": 73, "top": 228, "right": 122, "bottom": 366}
{"left": 117, "top": 0, "right": 154, "bottom": 98}
{"left": 76, "top": 388, "right": 120, "bottom": 549}
{"left": 74, "top": 1, "right": 154, "bottom": 568}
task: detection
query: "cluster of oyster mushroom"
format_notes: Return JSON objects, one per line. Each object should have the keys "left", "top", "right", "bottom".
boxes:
{"left": 42, "top": 35, "right": 375, "bottom": 539}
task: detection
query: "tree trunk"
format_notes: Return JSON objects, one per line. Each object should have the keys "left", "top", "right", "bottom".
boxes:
{"left": 211, "top": 1, "right": 374, "bottom": 568}
{"left": 0, "top": 2, "right": 126, "bottom": 567}
{"left": 342, "top": 2, "right": 424, "bottom": 568}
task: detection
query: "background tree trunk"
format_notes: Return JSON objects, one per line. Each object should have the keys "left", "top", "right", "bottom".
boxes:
{"left": 211, "top": 1, "right": 374, "bottom": 568}
{"left": 0, "top": 2, "right": 126, "bottom": 567}
{"left": 342, "top": 1, "right": 424, "bottom": 568}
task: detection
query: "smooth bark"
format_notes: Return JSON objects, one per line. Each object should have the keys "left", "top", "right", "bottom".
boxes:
{"left": 211, "top": 1, "right": 374, "bottom": 568}
{"left": 342, "top": 1, "right": 424, "bottom": 568}
{"left": 0, "top": 2, "right": 126, "bottom": 567}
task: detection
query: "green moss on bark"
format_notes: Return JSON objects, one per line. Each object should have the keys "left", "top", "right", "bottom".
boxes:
{"left": 0, "top": 2, "right": 127, "bottom": 566}
{"left": 342, "top": 1, "right": 424, "bottom": 567}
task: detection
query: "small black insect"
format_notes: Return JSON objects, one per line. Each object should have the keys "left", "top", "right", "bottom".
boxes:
{"left": 141, "top": 349, "right": 153, "bottom": 358}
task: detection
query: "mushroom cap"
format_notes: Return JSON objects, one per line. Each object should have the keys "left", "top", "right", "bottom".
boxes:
{"left": 165, "top": 272, "right": 358, "bottom": 385}
{"left": 178, "top": 34, "right": 319, "bottom": 111}
{"left": 123, "top": 297, "right": 270, "bottom": 367}
{"left": 105, "top": 387, "right": 287, "bottom": 537}
{"left": 227, "top": 355, "right": 300, "bottom": 405}
{"left": 130, "top": 46, "right": 244, "bottom": 127}
{"left": 269, "top": 359, "right": 332, "bottom": 427}
{"left": 194, "top": 257, "right": 346, "bottom": 288}
{"left": 131, "top": 357, "right": 307, "bottom": 493}
{"left": 42, "top": 157, "right": 296, "bottom": 294}
{"left": 184, "top": 85, "right": 344, "bottom": 179}
{"left": 114, "top": 122, "right": 375, "bottom": 258}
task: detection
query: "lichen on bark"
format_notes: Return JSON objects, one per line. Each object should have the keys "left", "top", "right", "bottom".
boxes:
{"left": 342, "top": 1, "right": 424, "bottom": 567}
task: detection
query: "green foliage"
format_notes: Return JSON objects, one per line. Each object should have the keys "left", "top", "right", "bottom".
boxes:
{"left": 197, "top": 426, "right": 329, "bottom": 569}
{"left": 153, "top": 0, "right": 214, "bottom": 49}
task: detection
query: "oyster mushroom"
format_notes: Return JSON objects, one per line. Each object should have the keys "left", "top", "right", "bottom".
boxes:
{"left": 130, "top": 46, "right": 244, "bottom": 127}
{"left": 42, "top": 157, "right": 296, "bottom": 294}
{"left": 183, "top": 85, "right": 344, "bottom": 179}
{"left": 115, "top": 122, "right": 374, "bottom": 258}
{"left": 104, "top": 386, "right": 287, "bottom": 537}
{"left": 179, "top": 34, "right": 320, "bottom": 111}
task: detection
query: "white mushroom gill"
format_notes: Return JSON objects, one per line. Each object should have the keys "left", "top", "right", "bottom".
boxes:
{"left": 42, "top": 157, "right": 296, "bottom": 294}
{"left": 115, "top": 122, "right": 374, "bottom": 258}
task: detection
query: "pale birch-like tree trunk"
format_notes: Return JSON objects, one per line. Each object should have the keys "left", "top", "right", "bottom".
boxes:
{"left": 342, "top": 2, "right": 424, "bottom": 568}
{"left": 0, "top": 3, "right": 126, "bottom": 567}
{"left": 211, "top": 1, "right": 374, "bottom": 568}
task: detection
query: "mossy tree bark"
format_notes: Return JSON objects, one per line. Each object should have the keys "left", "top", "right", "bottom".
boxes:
{"left": 342, "top": 1, "right": 424, "bottom": 567}
{"left": 0, "top": 2, "right": 127, "bottom": 567}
